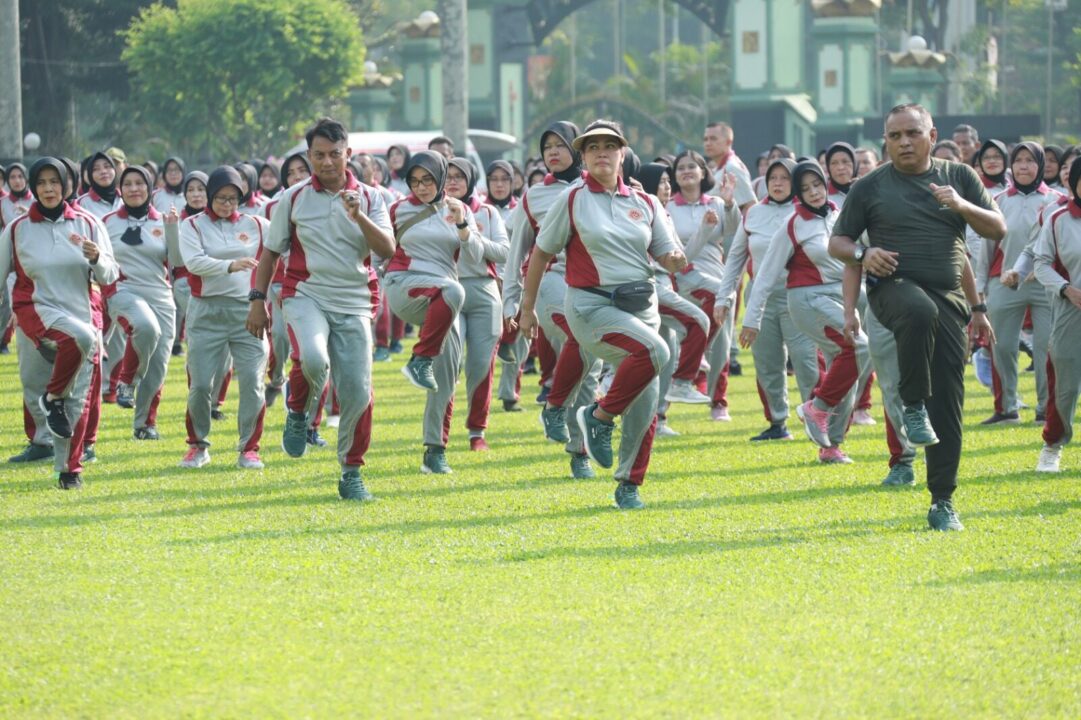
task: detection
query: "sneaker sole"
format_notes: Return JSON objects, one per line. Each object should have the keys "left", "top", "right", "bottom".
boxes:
{"left": 401, "top": 364, "right": 438, "bottom": 392}
{"left": 796, "top": 404, "right": 832, "bottom": 448}
{"left": 664, "top": 392, "right": 712, "bottom": 405}
{"left": 907, "top": 434, "right": 941, "bottom": 448}
{"left": 420, "top": 464, "right": 452, "bottom": 475}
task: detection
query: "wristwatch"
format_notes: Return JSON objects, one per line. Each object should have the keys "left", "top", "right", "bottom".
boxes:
{"left": 1060, "top": 283, "right": 1071, "bottom": 299}
{"left": 456, "top": 220, "right": 469, "bottom": 229}
{"left": 971, "top": 303, "right": 987, "bottom": 313}
{"left": 248, "top": 289, "right": 267, "bottom": 302}
{"left": 853, "top": 246, "right": 866, "bottom": 264}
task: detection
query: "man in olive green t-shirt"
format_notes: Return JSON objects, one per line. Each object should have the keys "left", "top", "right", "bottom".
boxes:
{"left": 829, "top": 104, "right": 1005, "bottom": 532}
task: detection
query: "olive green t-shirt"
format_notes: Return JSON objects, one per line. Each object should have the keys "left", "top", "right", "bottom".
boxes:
{"left": 832, "top": 158, "right": 996, "bottom": 293}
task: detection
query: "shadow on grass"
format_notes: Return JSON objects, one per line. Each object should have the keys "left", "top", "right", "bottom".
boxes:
{"left": 922, "top": 561, "right": 1081, "bottom": 587}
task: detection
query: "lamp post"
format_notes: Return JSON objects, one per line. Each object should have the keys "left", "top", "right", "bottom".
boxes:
{"left": 1045, "top": 0, "right": 1066, "bottom": 142}
{"left": 0, "top": 0, "right": 22, "bottom": 163}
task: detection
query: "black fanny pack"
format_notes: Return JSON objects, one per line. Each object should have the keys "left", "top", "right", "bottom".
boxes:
{"left": 582, "top": 281, "right": 655, "bottom": 313}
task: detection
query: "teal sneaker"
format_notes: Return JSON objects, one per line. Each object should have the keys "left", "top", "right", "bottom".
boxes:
{"left": 338, "top": 470, "right": 373, "bottom": 501}
{"left": 421, "top": 446, "right": 452, "bottom": 474}
{"left": 402, "top": 355, "right": 438, "bottom": 391}
{"left": 8, "top": 443, "right": 53, "bottom": 463}
{"left": 281, "top": 411, "right": 309, "bottom": 458}
{"left": 570, "top": 453, "right": 595, "bottom": 479}
{"left": 373, "top": 345, "right": 391, "bottom": 362}
{"left": 576, "top": 404, "right": 614, "bottom": 469}
{"left": 928, "top": 500, "right": 964, "bottom": 531}
{"left": 903, "top": 402, "right": 940, "bottom": 447}
{"left": 82, "top": 444, "right": 97, "bottom": 463}
{"left": 614, "top": 481, "right": 644, "bottom": 510}
{"left": 881, "top": 463, "right": 916, "bottom": 487}
{"left": 540, "top": 405, "right": 569, "bottom": 443}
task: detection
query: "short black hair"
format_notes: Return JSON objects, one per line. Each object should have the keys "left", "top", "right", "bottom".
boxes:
{"left": 933, "top": 140, "right": 962, "bottom": 161}
{"left": 305, "top": 117, "right": 348, "bottom": 147}
{"left": 429, "top": 135, "right": 454, "bottom": 149}
{"left": 885, "top": 103, "right": 933, "bottom": 128}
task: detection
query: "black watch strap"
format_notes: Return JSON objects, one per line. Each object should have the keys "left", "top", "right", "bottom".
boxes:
{"left": 456, "top": 221, "right": 469, "bottom": 229}
{"left": 248, "top": 289, "right": 268, "bottom": 302}
{"left": 1061, "top": 283, "right": 1071, "bottom": 299}
{"left": 971, "top": 303, "right": 987, "bottom": 313}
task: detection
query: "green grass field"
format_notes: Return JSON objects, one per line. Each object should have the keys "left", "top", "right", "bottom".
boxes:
{"left": 2, "top": 343, "right": 1079, "bottom": 718}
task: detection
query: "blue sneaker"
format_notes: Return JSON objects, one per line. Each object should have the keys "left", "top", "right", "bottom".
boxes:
{"left": 338, "top": 470, "right": 373, "bottom": 501}
{"left": 282, "top": 411, "right": 308, "bottom": 457}
{"left": 614, "top": 481, "right": 644, "bottom": 509}
{"left": 540, "top": 405, "right": 569, "bottom": 443}
{"left": 306, "top": 428, "right": 328, "bottom": 447}
{"left": 570, "top": 453, "right": 595, "bottom": 479}
{"left": 881, "top": 464, "right": 916, "bottom": 487}
{"left": 421, "top": 446, "right": 452, "bottom": 474}
{"left": 402, "top": 355, "right": 438, "bottom": 391}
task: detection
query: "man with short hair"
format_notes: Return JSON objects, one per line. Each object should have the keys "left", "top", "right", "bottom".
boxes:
{"left": 951, "top": 124, "right": 980, "bottom": 164}
{"left": 428, "top": 136, "right": 455, "bottom": 159}
{"left": 246, "top": 117, "right": 395, "bottom": 501}
{"left": 702, "top": 122, "right": 755, "bottom": 213}
{"left": 829, "top": 104, "right": 1005, "bottom": 531}
{"left": 855, "top": 147, "right": 880, "bottom": 177}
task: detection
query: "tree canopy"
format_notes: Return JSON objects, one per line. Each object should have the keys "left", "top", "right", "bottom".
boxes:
{"left": 122, "top": 0, "right": 366, "bottom": 158}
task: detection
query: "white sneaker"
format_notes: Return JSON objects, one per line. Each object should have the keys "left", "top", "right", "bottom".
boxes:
{"left": 237, "top": 451, "right": 265, "bottom": 469}
{"left": 179, "top": 446, "right": 210, "bottom": 468}
{"left": 665, "top": 380, "right": 712, "bottom": 405}
{"left": 852, "top": 409, "right": 876, "bottom": 426}
{"left": 325, "top": 414, "right": 340, "bottom": 429}
{"left": 1036, "top": 444, "right": 1061, "bottom": 473}
{"left": 656, "top": 420, "right": 680, "bottom": 437}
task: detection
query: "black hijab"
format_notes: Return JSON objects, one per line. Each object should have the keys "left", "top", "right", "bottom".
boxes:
{"left": 119, "top": 166, "right": 153, "bottom": 220}
{"left": 233, "top": 162, "right": 258, "bottom": 204}
{"left": 259, "top": 160, "right": 283, "bottom": 197}
{"left": 281, "top": 153, "right": 311, "bottom": 188}
{"left": 769, "top": 144, "right": 796, "bottom": 160}
{"left": 88, "top": 151, "right": 118, "bottom": 204}
{"left": 448, "top": 157, "right": 478, "bottom": 203}
{"left": 621, "top": 148, "right": 641, "bottom": 182}
{"left": 142, "top": 160, "right": 159, "bottom": 189}
{"left": 636, "top": 163, "right": 670, "bottom": 198}
{"left": 1044, "top": 145, "right": 1063, "bottom": 184}
{"left": 182, "top": 170, "right": 209, "bottom": 217}
{"left": 404, "top": 150, "right": 448, "bottom": 204}
{"left": 976, "top": 139, "right": 1009, "bottom": 187}
{"left": 160, "top": 156, "right": 186, "bottom": 195}
{"left": 6, "top": 162, "right": 31, "bottom": 200}
{"left": 765, "top": 158, "right": 797, "bottom": 204}
{"left": 485, "top": 160, "right": 514, "bottom": 207}
{"left": 792, "top": 161, "right": 830, "bottom": 217}
{"left": 372, "top": 156, "right": 393, "bottom": 189}
{"left": 824, "top": 142, "right": 856, "bottom": 194}
{"left": 207, "top": 166, "right": 244, "bottom": 218}
{"left": 28, "top": 157, "right": 68, "bottom": 221}
{"left": 540, "top": 121, "right": 582, "bottom": 184}
{"left": 58, "top": 157, "right": 79, "bottom": 203}
{"left": 1068, "top": 157, "right": 1081, "bottom": 209}
{"left": 1009, "top": 142, "right": 1045, "bottom": 195}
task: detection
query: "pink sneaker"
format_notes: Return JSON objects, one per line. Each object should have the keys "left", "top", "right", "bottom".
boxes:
{"left": 237, "top": 450, "right": 265, "bottom": 469}
{"left": 852, "top": 409, "right": 877, "bottom": 426}
{"left": 818, "top": 446, "right": 853, "bottom": 464}
{"left": 179, "top": 446, "right": 210, "bottom": 468}
{"left": 469, "top": 436, "right": 490, "bottom": 451}
{"left": 710, "top": 404, "right": 731, "bottom": 421}
{"left": 797, "top": 400, "right": 832, "bottom": 447}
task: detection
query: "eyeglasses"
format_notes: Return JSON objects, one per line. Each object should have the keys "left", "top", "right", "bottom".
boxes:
{"left": 445, "top": 172, "right": 468, "bottom": 183}
{"left": 213, "top": 195, "right": 240, "bottom": 205}
{"left": 407, "top": 175, "right": 436, "bottom": 189}
{"left": 488, "top": 174, "right": 511, "bottom": 183}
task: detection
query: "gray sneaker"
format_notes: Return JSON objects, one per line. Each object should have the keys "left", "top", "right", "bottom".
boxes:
{"left": 928, "top": 500, "right": 964, "bottom": 531}
{"left": 339, "top": 470, "right": 373, "bottom": 501}
{"left": 570, "top": 453, "right": 595, "bottom": 479}
{"left": 402, "top": 355, "right": 438, "bottom": 391}
{"left": 541, "top": 405, "right": 569, "bottom": 443}
{"left": 576, "top": 403, "right": 614, "bottom": 469}
{"left": 281, "top": 411, "right": 309, "bottom": 458}
{"left": 421, "top": 446, "right": 452, "bottom": 474}
{"left": 614, "top": 481, "right": 644, "bottom": 510}
{"left": 881, "top": 463, "right": 916, "bottom": 487}
{"left": 903, "top": 403, "right": 940, "bottom": 447}
{"left": 8, "top": 443, "right": 54, "bottom": 463}
{"left": 116, "top": 382, "right": 135, "bottom": 409}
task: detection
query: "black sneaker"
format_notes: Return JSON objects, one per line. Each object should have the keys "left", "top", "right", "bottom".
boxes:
{"left": 171, "top": 343, "right": 184, "bottom": 357}
{"left": 265, "top": 384, "right": 283, "bottom": 407}
{"left": 750, "top": 423, "right": 793, "bottom": 441}
{"left": 134, "top": 426, "right": 160, "bottom": 440}
{"left": 729, "top": 358, "right": 742, "bottom": 376}
{"left": 307, "top": 428, "right": 328, "bottom": 447}
{"left": 1034, "top": 410, "right": 1046, "bottom": 424}
{"left": 0, "top": 343, "right": 9, "bottom": 354}
{"left": 116, "top": 382, "right": 135, "bottom": 409}
{"left": 502, "top": 399, "right": 522, "bottom": 412}
{"left": 535, "top": 385, "right": 550, "bottom": 404}
{"left": 82, "top": 444, "right": 97, "bottom": 463}
{"left": 980, "top": 411, "right": 1020, "bottom": 426}
{"left": 57, "top": 472, "right": 82, "bottom": 490}
{"left": 211, "top": 408, "right": 226, "bottom": 421}
{"left": 522, "top": 358, "right": 537, "bottom": 375}
{"left": 39, "top": 395, "right": 73, "bottom": 439}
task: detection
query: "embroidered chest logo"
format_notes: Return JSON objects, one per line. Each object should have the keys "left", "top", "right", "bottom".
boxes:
{"left": 151, "top": 228, "right": 164, "bottom": 238}
{"left": 445, "top": 215, "right": 455, "bottom": 224}
{"left": 628, "top": 209, "right": 644, "bottom": 222}
{"left": 237, "top": 232, "right": 251, "bottom": 243}
{"left": 68, "top": 233, "right": 82, "bottom": 246}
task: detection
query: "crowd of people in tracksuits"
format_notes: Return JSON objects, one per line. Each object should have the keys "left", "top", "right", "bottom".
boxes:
{"left": 1, "top": 109, "right": 1078, "bottom": 528}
